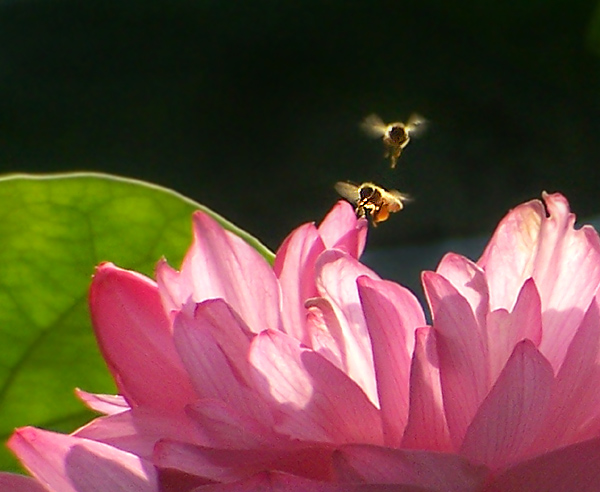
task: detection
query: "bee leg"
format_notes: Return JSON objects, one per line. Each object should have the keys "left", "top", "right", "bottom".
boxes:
{"left": 354, "top": 206, "right": 366, "bottom": 219}
{"left": 390, "top": 148, "right": 403, "bottom": 169}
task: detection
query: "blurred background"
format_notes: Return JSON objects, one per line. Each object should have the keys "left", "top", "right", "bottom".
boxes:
{"left": 2, "top": 0, "right": 600, "bottom": 290}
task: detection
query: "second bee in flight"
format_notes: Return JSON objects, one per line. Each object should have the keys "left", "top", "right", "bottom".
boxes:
{"left": 334, "top": 111, "right": 423, "bottom": 226}
{"left": 335, "top": 181, "right": 409, "bottom": 226}
{"left": 361, "top": 113, "right": 426, "bottom": 169}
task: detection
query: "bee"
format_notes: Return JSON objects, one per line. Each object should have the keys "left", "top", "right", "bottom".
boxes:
{"left": 335, "top": 181, "right": 409, "bottom": 226}
{"left": 361, "top": 113, "right": 426, "bottom": 168}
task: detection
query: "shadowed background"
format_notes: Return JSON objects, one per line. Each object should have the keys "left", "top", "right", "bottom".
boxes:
{"left": 2, "top": 0, "right": 600, "bottom": 265}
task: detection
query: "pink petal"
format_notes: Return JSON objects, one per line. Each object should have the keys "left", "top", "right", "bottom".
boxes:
{"left": 315, "top": 249, "right": 381, "bottom": 405}
{"left": 477, "top": 198, "right": 544, "bottom": 310}
{"left": 334, "top": 444, "right": 489, "bottom": 492}
{"left": 89, "top": 263, "right": 197, "bottom": 413}
{"left": 155, "top": 258, "right": 184, "bottom": 315}
{"left": 157, "top": 211, "right": 282, "bottom": 334}
{"left": 485, "top": 278, "right": 543, "bottom": 383}
{"left": 74, "top": 389, "right": 130, "bottom": 415}
{"left": 186, "top": 400, "right": 285, "bottom": 449}
{"left": 172, "top": 299, "right": 274, "bottom": 425}
{"left": 402, "top": 327, "right": 452, "bottom": 452}
{"left": 317, "top": 201, "right": 368, "bottom": 258}
{"left": 460, "top": 340, "right": 554, "bottom": 470}
{"left": 478, "top": 193, "right": 600, "bottom": 370}
{"left": 422, "top": 271, "right": 489, "bottom": 448}
{"left": 304, "top": 297, "right": 345, "bottom": 370}
{"left": 532, "top": 294, "right": 600, "bottom": 452}
{"left": 357, "top": 276, "right": 426, "bottom": 446}
{"left": 488, "top": 437, "right": 600, "bottom": 492}
{"left": 154, "top": 440, "right": 335, "bottom": 483}
{"left": 188, "top": 471, "right": 352, "bottom": 492}
{"left": 188, "top": 471, "right": 430, "bottom": 492}
{"left": 0, "top": 473, "right": 48, "bottom": 492}
{"left": 273, "top": 222, "right": 324, "bottom": 343}
{"left": 573, "top": 414, "right": 600, "bottom": 448}
{"left": 73, "top": 407, "right": 208, "bottom": 460}
{"left": 157, "top": 467, "right": 211, "bottom": 492}
{"left": 8, "top": 427, "right": 158, "bottom": 492}
{"left": 248, "top": 330, "right": 383, "bottom": 445}
{"left": 436, "top": 253, "right": 489, "bottom": 332}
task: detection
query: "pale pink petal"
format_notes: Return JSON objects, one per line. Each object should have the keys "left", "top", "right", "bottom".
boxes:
{"left": 249, "top": 330, "right": 383, "bottom": 445}
{"left": 273, "top": 223, "right": 324, "bottom": 343}
{"left": 172, "top": 299, "right": 274, "bottom": 426}
{"left": 73, "top": 407, "right": 208, "bottom": 460}
{"left": 157, "top": 211, "right": 282, "bottom": 334}
{"left": 478, "top": 193, "right": 600, "bottom": 370}
{"left": 89, "top": 263, "right": 197, "bottom": 413}
{"left": 532, "top": 295, "right": 600, "bottom": 452}
{"left": 436, "top": 253, "right": 489, "bottom": 332}
{"left": 74, "top": 389, "right": 130, "bottom": 415}
{"left": 0, "top": 473, "right": 48, "bottom": 492}
{"left": 316, "top": 249, "right": 380, "bottom": 405}
{"left": 477, "top": 198, "right": 544, "bottom": 310}
{"left": 154, "top": 440, "right": 335, "bottom": 483}
{"left": 317, "top": 201, "right": 368, "bottom": 258}
{"left": 8, "top": 427, "right": 158, "bottom": 492}
{"left": 402, "top": 327, "right": 452, "bottom": 452}
{"left": 357, "top": 276, "right": 426, "bottom": 446}
{"left": 460, "top": 340, "right": 554, "bottom": 470}
{"left": 486, "top": 278, "right": 543, "bottom": 383}
{"left": 488, "top": 437, "right": 600, "bottom": 492}
{"left": 304, "top": 296, "right": 345, "bottom": 370}
{"left": 334, "top": 444, "right": 489, "bottom": 492}
{"left": 422, "top": 271, "right": 489, "bottom": 448}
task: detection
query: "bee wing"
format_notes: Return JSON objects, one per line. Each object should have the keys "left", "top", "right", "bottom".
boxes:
{"left": 388, "top": 190, "right": 411, "bottom": 210}
{"left": 389, "top": 189, "right": 411, "bottom": 201}
{"left": 360, "top": 113, "right": 387, "bottom": 137}
{"left": 405, "top": 113, "right": 427, "bottom": 137}
{"left": 334, "top": 181, "right": 361, "bottom": 203}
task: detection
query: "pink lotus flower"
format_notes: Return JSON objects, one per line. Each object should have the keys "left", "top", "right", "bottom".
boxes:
{"left": 3, "top": 193, "right": 600, "bottom": 491}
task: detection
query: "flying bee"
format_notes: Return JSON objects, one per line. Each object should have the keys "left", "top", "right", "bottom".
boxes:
{"left": 334, "top": 181, "right": 409, "bottom": 226}
{"left": 361, "top": 113, "right": 426, "bottom": 169}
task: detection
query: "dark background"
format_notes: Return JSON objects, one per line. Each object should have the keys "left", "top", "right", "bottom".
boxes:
{"left": 2, "top": 0, "right": 600, "bottom": 255}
